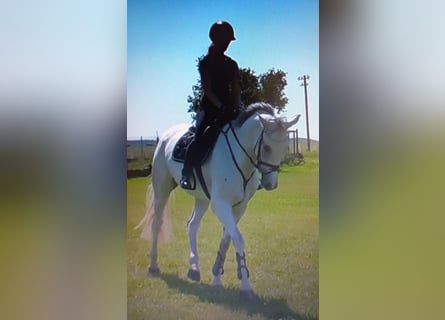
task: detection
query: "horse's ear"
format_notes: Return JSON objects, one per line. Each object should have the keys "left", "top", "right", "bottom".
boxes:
{"left": 283, "top": 115, "right": 301, "bottom": 130}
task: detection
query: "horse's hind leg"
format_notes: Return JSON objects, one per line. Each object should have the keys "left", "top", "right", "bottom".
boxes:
{"left": 187, "top": 198, "right": 209, "bottom": 281}
{"left": 148, "top": 190, "right": 171, "bottom": 275}
{"left": 148, "top": 157, "right": 177, "bottom": 275}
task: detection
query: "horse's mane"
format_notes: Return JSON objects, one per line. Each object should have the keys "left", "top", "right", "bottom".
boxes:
{"left": 234, "top": 102, "right": 275, "bottom": 127}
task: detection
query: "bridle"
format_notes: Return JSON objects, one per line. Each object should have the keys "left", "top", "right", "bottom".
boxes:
{"left": 222, "top": 122, "right": 282, "bottom": 190}
{"left": 254, "top": 130, "right": 282, "bottom": 176}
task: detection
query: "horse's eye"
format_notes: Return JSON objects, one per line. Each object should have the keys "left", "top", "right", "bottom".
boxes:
{"left": 264, "top": 145, "right": 271, "bottom": 153}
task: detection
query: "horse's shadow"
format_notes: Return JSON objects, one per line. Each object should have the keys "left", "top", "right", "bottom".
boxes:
{"left": 158, "top": 273, "right": 314, "bottom": 320}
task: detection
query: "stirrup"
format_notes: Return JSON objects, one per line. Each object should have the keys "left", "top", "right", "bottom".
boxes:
{"left": 180, "top": 175, "right": 196, "bottom": 190}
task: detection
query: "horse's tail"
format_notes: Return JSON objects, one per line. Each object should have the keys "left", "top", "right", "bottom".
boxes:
{"left": 134, "top": 184, "right": 174, "bottom": 243}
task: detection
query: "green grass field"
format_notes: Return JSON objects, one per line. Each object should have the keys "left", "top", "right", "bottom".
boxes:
{"left": 127, "top": 152, "right": 319, "bottom": 320}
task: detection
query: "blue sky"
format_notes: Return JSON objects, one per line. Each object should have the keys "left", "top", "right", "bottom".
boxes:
{"left": 127, "top": 0, "right": 319, "bottom": 140}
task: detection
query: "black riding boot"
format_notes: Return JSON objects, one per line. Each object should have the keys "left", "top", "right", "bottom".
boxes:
{"left": 180, "top": 142, "right": 197, "bottom": 190}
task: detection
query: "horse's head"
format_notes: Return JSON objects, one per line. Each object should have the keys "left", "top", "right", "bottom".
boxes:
{"left": 257, "top": 114, "right": 301, "bottom": 190}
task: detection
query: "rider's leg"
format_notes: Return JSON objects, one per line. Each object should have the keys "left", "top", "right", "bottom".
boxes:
{"left": 180, "top": 142, "right": 197, "bottom": 189}
{"left": 181, "top": 111, "right": 206, "bottom": 190}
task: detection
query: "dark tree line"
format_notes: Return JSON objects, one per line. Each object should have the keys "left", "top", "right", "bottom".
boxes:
{"left": 187, "top": 57, "right": 288, "bottom": 117}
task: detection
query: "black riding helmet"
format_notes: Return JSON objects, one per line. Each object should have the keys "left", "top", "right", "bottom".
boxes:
{"left": 209, "top": 21, "right": 236, "bottom": 43}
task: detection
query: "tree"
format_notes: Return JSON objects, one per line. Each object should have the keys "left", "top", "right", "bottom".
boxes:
{"left": 186, "top": 79, "right": 203, "bottom": 117}
{"left": 239, "top": 68, "right": 261, "bottom": 106}
{"left": 259, "top": 68, "right": 288, "bottom": 114}
{"left": 186, "top": 56, "right": 204, "bottom": 117}
{"left": 187, "top": 62, "right": 288, "bottom": 116}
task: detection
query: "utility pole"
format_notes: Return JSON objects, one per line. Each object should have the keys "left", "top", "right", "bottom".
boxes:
{"left": 298, "top": 75, "right": 311, "bottom": 151}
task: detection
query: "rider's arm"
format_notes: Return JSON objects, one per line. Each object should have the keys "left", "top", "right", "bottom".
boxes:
{"left": 231, "top": 68, "right": 241, "bottom": 109}
{"left": 201, "top": 69, "right": 223, "bottom": 109}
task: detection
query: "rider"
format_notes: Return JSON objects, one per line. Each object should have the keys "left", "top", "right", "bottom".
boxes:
{"left": 180, "top": 21, "right": 242, "bottom": 190}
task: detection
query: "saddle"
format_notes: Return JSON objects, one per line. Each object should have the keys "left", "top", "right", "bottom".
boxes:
{"left": 172, "top": 127, "right": 195, "bottom": 162}
{"left": 172, "top": 125, "right": 220, "bottom": 165}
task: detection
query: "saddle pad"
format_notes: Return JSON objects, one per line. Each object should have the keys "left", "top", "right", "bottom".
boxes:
{"left": 172, "top": 127, "right": 195, "bottom": 162}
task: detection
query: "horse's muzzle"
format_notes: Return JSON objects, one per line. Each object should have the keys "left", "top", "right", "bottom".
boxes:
{"left": 261, "top": 181, "right": 278, "bottom": 190}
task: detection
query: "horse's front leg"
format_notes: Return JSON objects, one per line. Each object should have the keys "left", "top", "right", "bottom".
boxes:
{"left": 212, "top": 200, "right": 258, "bottom": 302}
{"left": 212, "top": 204, "right": 248, "bottom": 287}
{"left": 212, "top": 228, "right": 230, "bottom": 286}
{"left": 187, "top": 198, "right": 209, "bottom": 282}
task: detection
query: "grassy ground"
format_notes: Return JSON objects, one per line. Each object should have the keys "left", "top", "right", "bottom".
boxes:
{"left": 127, "top": 152, "right": 319, "bottom": 320}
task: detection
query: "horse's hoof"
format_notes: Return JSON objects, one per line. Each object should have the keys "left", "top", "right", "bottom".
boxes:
{"left": 212, "top": 281, "right": 224, "bottom": 288}
{"left": 212, "top": 282, "right": 224, "bottom": 289}
{"left": 187, "top": 269, "right": 201, "bottom": 282}
{"left": 240, "top": 290, "right": 259, "bottom": 303}
{"left": 148, "top": 266, "right": 160, "bottom": 276}
{"left": 214, "top": 285, "right": 224, "bottom": 293}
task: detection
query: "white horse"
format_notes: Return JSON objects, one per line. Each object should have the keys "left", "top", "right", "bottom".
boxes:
{"left": 136, "top": 103, "right": 300, "bottom": 302}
